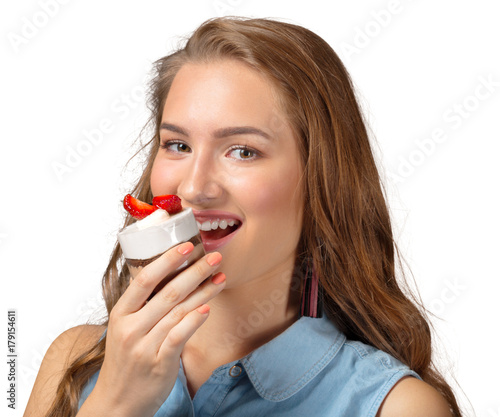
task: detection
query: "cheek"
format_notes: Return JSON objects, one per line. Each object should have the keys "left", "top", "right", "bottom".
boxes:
{"left": 149, "top": 156, "right": 162, "bottom": 196}
{"left": 240, "top": 167, "right": 304, "bottom": 265}
{"left": 241, "top": 164, "right": 303, "bottom": 224}
{"left": 150, "top": 155, "right": 178, "bottom": 196}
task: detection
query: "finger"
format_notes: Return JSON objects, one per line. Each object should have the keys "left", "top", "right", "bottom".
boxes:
{"left": 157, "top": 305, "right": 211, "bottom": 358}
{"left": 113, "top": 242, "right": 195, "bottom": 316}
{"left": 147, "top": 273, "right": 226, "bottom": 344}
{"left": 135, "top": 253, "right": 223, "bottom": 327}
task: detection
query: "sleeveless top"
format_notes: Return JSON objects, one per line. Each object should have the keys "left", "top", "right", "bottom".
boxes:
{"left": 78, "top": 315, "right": 420, "bottom": 416}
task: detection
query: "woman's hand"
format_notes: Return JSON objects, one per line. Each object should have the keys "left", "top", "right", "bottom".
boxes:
{"left": 82, "top": 242, "right": 225, "bottom": 417}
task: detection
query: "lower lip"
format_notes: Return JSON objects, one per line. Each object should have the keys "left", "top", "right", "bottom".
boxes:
{"left": 199, "top": 226, "right": 241, "bottom": 252}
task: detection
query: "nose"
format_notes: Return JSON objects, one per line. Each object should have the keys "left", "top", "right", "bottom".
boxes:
{"left": 177, "top": 151, "right": 224, "bottom": 206}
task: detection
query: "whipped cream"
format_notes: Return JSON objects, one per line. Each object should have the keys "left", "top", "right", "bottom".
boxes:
{"left": 118, "top": 207, "right": 199, "bottom": 260}
{"left": 135, "top": 208, "right": 170, "bottom": 230}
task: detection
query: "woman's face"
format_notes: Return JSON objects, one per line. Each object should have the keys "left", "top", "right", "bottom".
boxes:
{"left": 150, "top": 60, "right": 304, "bottom": 289}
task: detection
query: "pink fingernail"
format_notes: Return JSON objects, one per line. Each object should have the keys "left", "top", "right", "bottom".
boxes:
{"left": 206, "top": 252, "right": 222, "bottom": 266}
{"left": 211, "top": 273, "right": 226, "bottom": 285}
{"left": 197, "top": 305, "right": 210, "bottom": 315}
{"left": 177, "top": 242, "right": 194, "bottom": 255}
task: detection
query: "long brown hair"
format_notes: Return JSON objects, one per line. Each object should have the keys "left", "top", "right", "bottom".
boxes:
{"left": 47, "top": 17, "right": 462, "bottom": 416}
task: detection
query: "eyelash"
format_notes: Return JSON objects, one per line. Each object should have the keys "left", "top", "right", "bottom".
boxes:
{"left": 226, "top": 145, "right": 260, "bottom": 161}
{"left": 159, "top": 141, "right": 190, "bottom": 153}
{"left": 159, "top": 140, "right": 261, "bottom": 161}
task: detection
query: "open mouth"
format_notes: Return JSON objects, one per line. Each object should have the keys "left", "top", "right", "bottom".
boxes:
{"left": 195, "top": 216, "right": 242, "bottom": 251}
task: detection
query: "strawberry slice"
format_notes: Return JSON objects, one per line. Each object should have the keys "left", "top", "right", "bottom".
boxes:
{"left": 123, "top": 194, "right": 158, "bottom": 219}
{"left": 152, "top": 194, "right": 182, "bottom": 214}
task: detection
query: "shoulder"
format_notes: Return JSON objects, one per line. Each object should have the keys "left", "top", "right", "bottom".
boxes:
{"left": 24, "top": 324, "right": 106, "bottom": 416}
{"left": 52, "top": 324, "right": 106, "bottom": 358}
{"left": 39, "top": 324, "right": 106, "bottom": 371}
{"left": 340, "top": 342, "right": 452, "bottom": 416}
{"left": 377, "top": 376, "right": 453, "bottom": 417}
{"left": 342, "top": 339, "right": 418, "bottom": 379}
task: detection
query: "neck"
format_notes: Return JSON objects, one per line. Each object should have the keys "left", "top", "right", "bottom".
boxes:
{"left": 184, "top": 263, "right": 302, "bottom": 363}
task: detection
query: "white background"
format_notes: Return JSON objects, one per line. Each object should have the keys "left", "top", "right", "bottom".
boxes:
{"left": 1, "top": 0, "right": 499, "bottom": 415}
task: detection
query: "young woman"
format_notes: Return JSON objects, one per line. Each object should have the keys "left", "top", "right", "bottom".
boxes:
{"left": 25, "top": 17, "right": 462, "bottom": 416}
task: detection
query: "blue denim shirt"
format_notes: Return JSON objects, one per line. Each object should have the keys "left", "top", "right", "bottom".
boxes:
{"left": 79, "top": 315, "right": 420, "bottom": 416}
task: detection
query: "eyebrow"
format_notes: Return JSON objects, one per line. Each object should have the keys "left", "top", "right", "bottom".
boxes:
{"left": 160, "top": 123, "right": 272, "bottom": 140}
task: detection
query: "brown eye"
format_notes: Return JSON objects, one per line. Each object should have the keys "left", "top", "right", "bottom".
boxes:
{"left": 177, "top": 143, "right": 190, "bottom": 152}
{"left": 160, "top": 141, "right": 191, "bottom": 153}
{"left": 239, "top": 148, "right": 254, "bottom": 159}
{"left": 227, "top": 146, "right": 259, "bottom": 161}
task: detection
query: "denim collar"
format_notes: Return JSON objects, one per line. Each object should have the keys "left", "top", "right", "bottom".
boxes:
{"left": 239, "top": 314, "right": 345, "bottom": 402}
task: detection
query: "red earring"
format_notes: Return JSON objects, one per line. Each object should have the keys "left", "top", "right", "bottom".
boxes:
{"left": 300, "top": 262, "right": 323, "bottom": 318}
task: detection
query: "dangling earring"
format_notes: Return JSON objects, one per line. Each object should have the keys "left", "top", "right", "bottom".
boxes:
{"left": 300, "top": 259, "right": 323, "bottom": 318}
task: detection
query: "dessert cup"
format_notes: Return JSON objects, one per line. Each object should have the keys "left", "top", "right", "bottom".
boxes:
{"left": 118, "top": 207, "right": 205, "bottom": 296}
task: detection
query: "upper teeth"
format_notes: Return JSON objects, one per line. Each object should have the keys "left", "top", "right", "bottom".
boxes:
{"left": 197, "top": 219, "right": 237, "bottom": 231}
